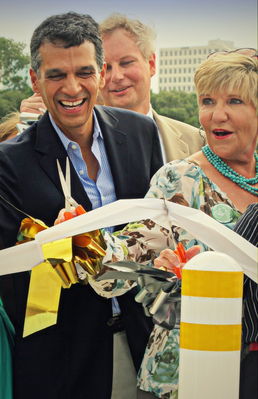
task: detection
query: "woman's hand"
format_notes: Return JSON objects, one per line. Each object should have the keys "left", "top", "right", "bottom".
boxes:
{"left": 154, "top": 245, "right": 201, "bottom": 278}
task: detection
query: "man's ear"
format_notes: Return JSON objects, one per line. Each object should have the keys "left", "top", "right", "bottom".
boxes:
{"left": 99, "top": 62, "right": 106, "bottom": 90}
{"left": 149, "top": 53, "right": 156, "bottom": 77}
{"left": 30, "top": 68, "right": 40, "bottom": 93}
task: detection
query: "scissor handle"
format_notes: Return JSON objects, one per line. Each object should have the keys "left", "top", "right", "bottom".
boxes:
{"left": 174, "top": 242, "right": 186, "bottom": 263}
{"left": 63, "top": 205, "right": 86, "bottom": 221}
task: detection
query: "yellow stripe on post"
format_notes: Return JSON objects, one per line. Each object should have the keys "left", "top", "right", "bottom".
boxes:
{"left": 182, "top": 269, "right": 243, "bottom": 298}
{"left": 180, "top": 322, "right": 242, "bottom": 351}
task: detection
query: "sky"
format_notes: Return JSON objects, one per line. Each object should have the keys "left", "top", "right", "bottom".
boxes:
{"left": 0, "top": 0, "right": 257, "bottom": 91}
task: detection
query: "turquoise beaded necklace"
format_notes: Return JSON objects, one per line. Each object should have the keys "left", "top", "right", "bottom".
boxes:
{"left": 202, "top": 145, "right": 258, "bottom": 196}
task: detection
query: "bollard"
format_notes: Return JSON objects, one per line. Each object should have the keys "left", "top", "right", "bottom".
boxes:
{"left": 178, "top": 252, "right": 243, "bottom": 399}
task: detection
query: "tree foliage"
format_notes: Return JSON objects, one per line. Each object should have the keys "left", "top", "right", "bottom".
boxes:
{"left": 0, "top": 37, "right": 30, "bottom": 90}
{"left": 0, "top": 87, "right": 33, "bottom": 119}
{"left": 151, "top": 90, "right": 199, "bottom": 127}
{"left": 0, "top": 37, "right": 32, "bottom": 119}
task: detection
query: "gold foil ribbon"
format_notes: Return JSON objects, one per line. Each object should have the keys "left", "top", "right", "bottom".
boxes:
{"left": 18, "top": 218, "right": 106, "bottom": 337}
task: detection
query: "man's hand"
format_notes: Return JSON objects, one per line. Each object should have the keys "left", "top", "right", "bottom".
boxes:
{"left": 20, "top": 93, "right": 46, "bottom": 114}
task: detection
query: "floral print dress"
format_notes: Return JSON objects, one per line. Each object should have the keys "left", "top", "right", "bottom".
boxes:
{"left": 92, "top": 159, "right": 242, "bottom": 398}
{"left": 138, "top": 159, "right": 241, "bottom": 398}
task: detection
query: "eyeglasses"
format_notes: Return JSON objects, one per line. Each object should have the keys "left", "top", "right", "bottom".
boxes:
{"left": 207, "top": 48, "right": 257, "bottom": 59}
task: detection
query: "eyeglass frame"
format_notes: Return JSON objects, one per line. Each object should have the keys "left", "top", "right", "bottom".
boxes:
{"left": 207, "top": 47, "right": 258, "bottom": 59}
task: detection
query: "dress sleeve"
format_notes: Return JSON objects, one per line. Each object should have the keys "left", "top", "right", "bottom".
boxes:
{"left": 89, "top": 160, "right": 201, "bottom": 296}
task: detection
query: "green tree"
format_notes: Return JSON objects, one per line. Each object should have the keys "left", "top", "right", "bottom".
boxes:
{"left": 0, "top": 37, "right": 32, "bottom": 119}
{"left": 0, "top": 87, "right": 33, "bottom": 119}
{"left": 0, "top": 37, "right": 30, "bottom": 90}
{"left": 151, "top": 90, "right": 199, "bottom": 127}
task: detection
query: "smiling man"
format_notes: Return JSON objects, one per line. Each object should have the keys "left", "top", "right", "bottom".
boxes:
{"left": 21, "top": 14, "right": 205, "bottom": 163}
{"left": 0, "top": 12, "right": 163, "bottom": 399}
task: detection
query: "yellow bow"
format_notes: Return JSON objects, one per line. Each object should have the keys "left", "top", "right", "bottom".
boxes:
{"left": 17, "top": 217, "right": 106, "bottom": 337}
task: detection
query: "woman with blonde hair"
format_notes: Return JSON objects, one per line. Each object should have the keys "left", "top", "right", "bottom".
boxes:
{"left": 0, "top": 112, "right": 21, "bottom": 142}
{"left": 104, "top": 49, "right": 257, "bottom": 399}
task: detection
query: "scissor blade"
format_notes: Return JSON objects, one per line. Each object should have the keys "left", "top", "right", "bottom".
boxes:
{"left": 56, "top": 158, "right": 71, "bottom": 211}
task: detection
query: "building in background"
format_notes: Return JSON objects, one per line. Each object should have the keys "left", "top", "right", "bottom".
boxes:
{"left": 159, "top": 39, "right": 234, "bottom": 93}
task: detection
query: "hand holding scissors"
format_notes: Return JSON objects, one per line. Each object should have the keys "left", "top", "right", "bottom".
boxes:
{"left": 154, "top": 244, "right": 201, "bottom": 279}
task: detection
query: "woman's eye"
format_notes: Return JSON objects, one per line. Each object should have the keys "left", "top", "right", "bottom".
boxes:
{"left": 229, "top": 98, "right": 243, "bottom": 104}
{"left": 201, "top": 98, "right": 213, "bottom": 105}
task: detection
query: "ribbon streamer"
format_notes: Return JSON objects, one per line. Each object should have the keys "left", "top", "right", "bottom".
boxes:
{"left": 0, "top": 199, "right": 256, "bottom": 282}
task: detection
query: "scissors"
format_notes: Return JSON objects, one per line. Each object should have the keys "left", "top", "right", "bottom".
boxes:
{"left": 56, "top": 157, "right": 86, "bottom": 221}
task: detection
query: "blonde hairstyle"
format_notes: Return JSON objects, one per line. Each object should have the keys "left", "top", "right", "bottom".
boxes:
{"left": 100, "top": 13, "right": 156, "bottom": 60}
{"left": 194, "top": 53, "right": 258, "bottom": 107}
{"left": 0, "top": 112, "right": 20, "bottom": 142}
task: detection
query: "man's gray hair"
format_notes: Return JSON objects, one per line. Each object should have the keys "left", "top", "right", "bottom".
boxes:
{"left": 30, "top": 12, "right": 104, "bottom": 74}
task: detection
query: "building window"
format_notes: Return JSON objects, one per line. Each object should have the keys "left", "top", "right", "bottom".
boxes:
{"left": 160, "top": 60, "right": 163, "bottom": 66}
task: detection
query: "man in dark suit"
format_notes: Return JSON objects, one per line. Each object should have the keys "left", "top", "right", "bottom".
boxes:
{"left": 0, "top": 12, "right": 162, "bottom": 399}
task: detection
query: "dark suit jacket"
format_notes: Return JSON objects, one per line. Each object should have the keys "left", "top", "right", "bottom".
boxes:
{"left": 0, "top": 106, "right": 163, "bottom": 399}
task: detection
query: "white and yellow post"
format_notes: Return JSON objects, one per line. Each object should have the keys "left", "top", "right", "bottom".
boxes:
{"left": 178, "top": 252, "right": 243, "bottom": 399}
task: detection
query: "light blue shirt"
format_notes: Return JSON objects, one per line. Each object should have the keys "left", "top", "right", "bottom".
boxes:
{"left": 49, "top": 112, "right": 120, "bottom": 315}
{"left": 50, "top": 112, "right": 117, "bottom": 212}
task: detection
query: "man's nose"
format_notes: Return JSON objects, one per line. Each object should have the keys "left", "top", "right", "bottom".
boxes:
{"left": 110, "top": 66, "right": 124, "bottom": 83}
{"left": 62, "top": 76, "right": 82, "bottom": 95}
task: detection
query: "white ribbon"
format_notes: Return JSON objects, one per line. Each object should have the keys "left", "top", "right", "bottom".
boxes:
{"left": 0, "top": 199, "right": 257, "bottom": 282}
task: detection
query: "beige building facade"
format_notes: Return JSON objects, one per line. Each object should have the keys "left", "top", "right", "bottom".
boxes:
{"left": 159, "top": 39, "right": 234, "bottom": 93}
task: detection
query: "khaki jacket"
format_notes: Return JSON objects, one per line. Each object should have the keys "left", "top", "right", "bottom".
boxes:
{"left": 152, "top": 109, "right": 206, "bottom": 162}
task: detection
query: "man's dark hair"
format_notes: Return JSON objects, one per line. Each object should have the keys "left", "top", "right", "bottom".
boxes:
{"left": 30, "top": 12, "right": 104, "bottom": 73}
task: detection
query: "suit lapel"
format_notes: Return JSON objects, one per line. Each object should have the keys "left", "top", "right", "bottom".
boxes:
{"left": 34, "top": 113, "right": 92, "bottom": 211}
{"left": 94, "top": 106, "right": 129, "bottom": 199}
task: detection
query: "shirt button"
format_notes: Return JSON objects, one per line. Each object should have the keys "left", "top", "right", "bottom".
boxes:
{"left": 79, "top": 170, "right": 84, "bottom": 175}
{"left": 71, "top": 144, "right": 77, "bottom": 150}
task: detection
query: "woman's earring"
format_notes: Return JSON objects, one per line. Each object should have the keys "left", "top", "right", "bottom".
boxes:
{"left": 199, "top": 126, "right": 206, "bottom": 145}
